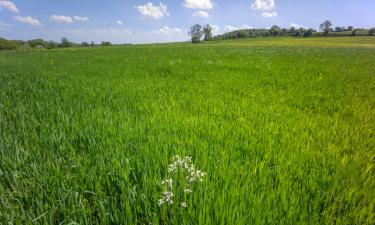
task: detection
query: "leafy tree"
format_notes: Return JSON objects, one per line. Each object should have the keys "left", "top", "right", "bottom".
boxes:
{"left": 28, "top": 39, "right": 45, "bottom": 48}
{"left": 0, "top": 37, "right": 18, "bottom": 50}
{"left": 188, "top": 24, "right": 203, "bottom": 43}
{"left": 101, "top": 42, "right": 112, "bottom": 46}
{"left": 270, "top": 25, "right": 281, "bottom": 36}
{"left": 91, "top": 41, "right": 95, "bottom": 47}
{"left": 335, "top": 27, "right": 344, "bottom": 32}
{"left": 281, "top": 29, "right": 287, "bottom": 36}
{"left": 351, "top": 29, "right": 357, "bottom": 36}
{"left": 303, "top": 29, "right": 314, "bottom": 37}
{"left": 320, "top": 20, "right": 332, "bottom": 35}
{"left": 289, "top": 27, "right": 296, "bottom": 35}
{"left": 45, "top": 41, "right": 59, "bottom": 49}
{"left": 81, "top": 42, "right": 89, "bottom": 47}
{"left": 61, "top": 37, "right": 71, "bottom": 48}
{"left": 236, "top": 30, "right": 249, "bottom": 39}
{"left": 203, "top": 24, "right": 213, "bottom": 41}
{"left": 347, "top": 26, "right": 354, "bottom": 31}
{"left": 294, "top": 29, "right": 302, "bottom": 37}
{"left": 369, "top": 28, "right": 375, "bottom": 36}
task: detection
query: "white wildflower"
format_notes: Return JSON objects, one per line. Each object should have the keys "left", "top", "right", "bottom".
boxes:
{"left": 158, "top": 199, "right": 165, "bottom": 206}
{"left": 158, "top": 155, "right": 206, "bottom": 207}
{"left": 161, "top": 178, "right": 173, "bottom": 188}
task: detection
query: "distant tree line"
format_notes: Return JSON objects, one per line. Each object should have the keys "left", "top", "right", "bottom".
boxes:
{"left": 189, "top": 20, "right": 375, "bottom": 43}
{"left": 0, "top": 37, "right": 116, "bottom": 51}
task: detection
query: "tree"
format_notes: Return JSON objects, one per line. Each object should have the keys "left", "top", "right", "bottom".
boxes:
{"left": 289, "top": 27, "right": 296, "bottom": 36}
{"left": 347, "top": 26, "right": 354, "bottom": 31}
{"left": 203, "top": 24, "right": 213, "bottom": 41}
{"left": 369, "top": 28, "right": 375, "bottom": 36}
{"left": 90, "top": 41, "right": 95, "bottom": 47}
{"left": 335, "top": 26, "right": 344, "bottom": 32}
{"left": 351, "top": 30, "right": 357, "bottom": 36}
{"left": 320, "top": 20, "right": 332, "bottom": 35}
{"left": 61, "top": 37, "right": 71, "bottom": 47}
{"left": 188, "top": 24, "right": 203, "bottom": 43}
{"left": 0, "top": 37, "right": 18, "bottom": 50}
{"left": 270, "top": 25, "right": 281, "bottom": 36}
{"left": 81, "top": 42, "right": 89, "bottom": 47}
{"left": 303, "top": 28, "right": 314, "bottom": 37}
{"left": 101, "top": 42, "right": 112, "bottom": 46}
{"left": 45, "top": 41, "right": 59, "bottom": 49}
{"left": 28, "top": 39, "right": 45, "bottom": 48}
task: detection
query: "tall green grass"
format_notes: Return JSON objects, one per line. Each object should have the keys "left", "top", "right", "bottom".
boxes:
{"left": 0, "top": 37, "right": 374, "bottom": 224}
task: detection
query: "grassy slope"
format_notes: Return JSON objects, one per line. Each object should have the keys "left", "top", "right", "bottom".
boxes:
{"left": 0, "top": 37, "right": 374, "bottom": 225}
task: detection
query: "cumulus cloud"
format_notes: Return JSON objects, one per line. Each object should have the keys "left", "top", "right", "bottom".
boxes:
{"left": 153, "top": 26, "right": 182, "bottom": 35}
{"left": 224, "top": 24, "right": 255, "bottom": 31}
{"left": 50, "top": 15, "right": 74, "bottom": 23}
{"left": 73, "top": 16, "right": 89, "bottom": 22}
{"left": 289, "top": 23, "right": 307, "bottom": 29}
{"left": 116, "top": 20, "right": 123, "bottom": 25}
{"left": 0, "top": 20, "right": 12, "bottom": 27}
{"left": 251, "top": 0, "right": 275, "bottom": 11}
{"left": 193, "top": 10, "right": 209, "bottom": 18}
{"left": 136, "top": 3, "right": 169, "bottom": 19}
{"left": 261, "top": 11, "right": 277, "bottom": 17}
{"left": 0, "top": 0, "right": 19, "bottom": 13}
{"left": 183, "top": 0, "right": 214, "bottom": 9}
{"left": 14, "top": 15, "right": 41, "bottom": 27}
{"left": 36, "top": 27, "right": 189, "bottom": 44}
{"left": 210, "top": 24, "right": 220, "bottom": 34}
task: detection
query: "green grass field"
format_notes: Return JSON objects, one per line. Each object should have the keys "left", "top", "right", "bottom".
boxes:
{"left": 1, "top": 37, "right": 374, "bottom": 225}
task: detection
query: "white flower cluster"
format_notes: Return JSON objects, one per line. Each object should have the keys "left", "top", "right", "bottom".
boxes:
{"left": 158, "top": 155, "right": 206, "bottom": 208}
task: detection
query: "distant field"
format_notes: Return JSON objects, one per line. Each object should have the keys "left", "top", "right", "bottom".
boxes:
{"left": 1, "top": 37, "right": 374, "bottom": 225}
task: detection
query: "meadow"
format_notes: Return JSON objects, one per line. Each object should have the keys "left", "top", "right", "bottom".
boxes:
{"left": 0, "top": 37, "right": 374, "bottom": 225}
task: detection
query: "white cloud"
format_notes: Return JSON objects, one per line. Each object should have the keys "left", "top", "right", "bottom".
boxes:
{"left": 73, "top": 16, "right": 89, "bottom": 22}
{"left": 261, "top": 11, "right": 277, "bottom": 17}
{"left": 211, "top": 24, "right": 220, "bottom": 34}
{"left": 184, "top": 0, "right": 214, "bottom": 9}
{"left": 289, "top": 23, "right": 306, "bottom": 29}
{"left": 136, "top": 3, "right": 169, "bottom": 19}
{"left": 251, "top": 0, "right": 275, "bottom": 11}
{"left": 193, "top": 10, "right": 209, "bottom": 18}
{"left": 35, "top": 27, "right": 189, "bottom": 44}
{"left": 224, "top": 24, "right": 255, "bottom": 31}
{"left": 153, "top": 26, "right": 182, "bottom": 35}
{"left": 116, "top": 20, "right": 123, "bottom": 25}
{"left": 14, "top": 16, "right": 41, "bottom": 27}
{"left": 0, "top": 20, "right": 12, "bottom": 27}
{"left": 50, "top": 15, "right": 74, "bottom": 23}
{"left": 0, "top": 1, "right": 19, "bottom": 13}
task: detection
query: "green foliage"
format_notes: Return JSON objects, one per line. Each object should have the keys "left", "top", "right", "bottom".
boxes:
{"left": 369, "top": 28, "right": 375, "bottom": 36}
{"left": 45, "top": 41, "right": 60, "bottom": 49}
{"left": 0, "top": 37, "right": 18, "bottom": 50}
{"left": 101, "top": 41, "right": 112, "bottom": 46}
{"left": 320, "top": 20, "right": 333, "bottom": 35}
{"left": 189, "top": 24, "right": 203, "bottom": 43}
{"left": 0, "top": 37, "right": 374, "bottom": 225}
{"left": 203, "top": 24, "right": 213, "bottom": 41}
{"left": 28, "top": 39, "right": 46, "bottom": 48}
{"left": 61, "top": 37, "right": 72, "bottom": 48}
{"left": 303, "top": 29, "right": 314, "bottom": 37}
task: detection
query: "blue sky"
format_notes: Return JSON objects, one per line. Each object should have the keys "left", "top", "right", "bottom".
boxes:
{"left": 0, "top": 0, "right": 374, "bottom": 43}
